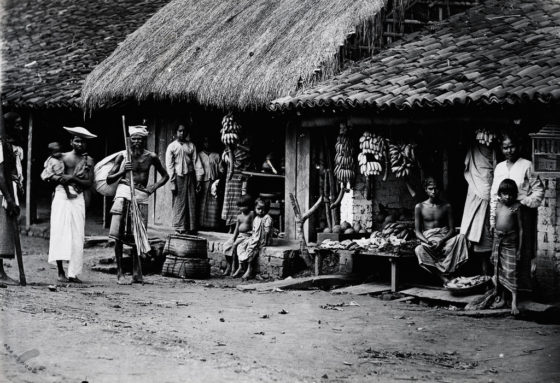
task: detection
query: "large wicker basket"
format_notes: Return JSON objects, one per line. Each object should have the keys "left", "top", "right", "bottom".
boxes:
{"left": 162, "top": 256, "right": 210, "bottom": 279}
{"left": 163, "top": 234, "right": 208, "bottom": 259}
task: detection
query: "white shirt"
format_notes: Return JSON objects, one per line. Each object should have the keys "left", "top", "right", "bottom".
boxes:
{"left": 490, "top": 157, "right": 544, "bottom": 226}
{"left": 165, "top": 140, "right": 204, "bottom": 181}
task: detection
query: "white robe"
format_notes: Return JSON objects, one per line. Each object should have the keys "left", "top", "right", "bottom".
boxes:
{"left": 48, "top": 185, "right": 85, "bottom": 278}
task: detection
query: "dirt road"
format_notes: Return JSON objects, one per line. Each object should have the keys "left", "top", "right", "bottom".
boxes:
{"left": 1, "top": 236, "right": 559, "bottom": 383}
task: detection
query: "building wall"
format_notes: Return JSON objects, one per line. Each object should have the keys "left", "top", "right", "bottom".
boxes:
{"left": 351, "top": 173, "right": 417, "bottom": 231}
{"left": 536, "top": 177, "right": 560, "bottom": 301}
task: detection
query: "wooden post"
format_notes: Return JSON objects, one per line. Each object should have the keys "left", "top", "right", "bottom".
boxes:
{"left": 296, "top": 125, "right": 312, "bottom": 240}
{"left": 442, "top": 147, "right": 449, "bottom": 193}
{"left": 25, "top": 113, "right": 33, "bottom": 228}
{"left": 284, "top": 122, "right": 297, "bottom": 240}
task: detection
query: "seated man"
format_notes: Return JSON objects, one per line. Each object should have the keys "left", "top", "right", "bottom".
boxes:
{"left": 414, "top": 177, "right": 469, "bottom": 283}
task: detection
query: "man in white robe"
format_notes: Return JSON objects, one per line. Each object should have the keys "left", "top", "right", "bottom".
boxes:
{"left": 47, "top": 127, "right": 96, "bottom": 283}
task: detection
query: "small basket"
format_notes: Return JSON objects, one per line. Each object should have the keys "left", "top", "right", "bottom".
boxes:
{"left": 163, "top": 234, "right": 208, "bottom": 259}
{"left": 445, "top": 276, "right": 491, "bottom": 296}
{"left": 162, "top": 255, "right": 210, "bottom": 279}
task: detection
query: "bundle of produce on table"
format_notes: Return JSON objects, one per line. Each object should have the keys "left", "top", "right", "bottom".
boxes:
{"left": 221, "top": 112, "right": 241, "bottom": 145}
{"left": 334, "top": 125, "right": 355, "bottom": 186}
{"left": 377, "top": 222, "right": 415, "bottom": 240}
{"left": 474, "top": 128, "right": 496, "bottom": 146}
{"left": 388, "top": 143, "right": 416, "bottom": 178}
{"left": 358, "top": 131, "right": 385, "bottom": 176}
{"left": 322, "top": 220, "right": 367, "bottom": 234}
{"left": 319, "top": 235, "right": 419, "bottom": 253}
{"left": 319, "top": 239, "right": 359, "bottom": 250}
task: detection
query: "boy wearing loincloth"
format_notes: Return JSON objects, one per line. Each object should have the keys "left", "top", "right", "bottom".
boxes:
{"left": 222, "top": 194, "right": 254, "bottom": 276}
{"left": 107, "top": 125, "right": 169, "bottom": 285}
{"left": 41, "top": 142, "right": 77, "bottom": 199}
{"left": 491, "top": 179, "right": 523, "bottom": 315}
{"left": 414, "top": 177, "right": 469, "bottom": 283}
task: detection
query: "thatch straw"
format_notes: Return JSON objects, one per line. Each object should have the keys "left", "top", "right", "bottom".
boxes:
{"left": 82, "top": 0, "right": 385, "bottom": 111}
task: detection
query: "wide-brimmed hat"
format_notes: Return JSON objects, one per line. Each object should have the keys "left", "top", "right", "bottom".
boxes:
{"left": 63, "top": 126, "right": 97, "bottom": 139}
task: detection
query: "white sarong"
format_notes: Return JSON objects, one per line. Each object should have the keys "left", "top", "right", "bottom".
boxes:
{"left": 48, "top": 185, "right": 85, "bottom": 278}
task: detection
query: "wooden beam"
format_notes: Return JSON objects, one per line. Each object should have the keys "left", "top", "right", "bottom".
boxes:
{"left": 25, "top": 113, "right": 33, "bottom": 228}
{"left": 296, "top": 125, "right": 312, "bottom": 240}
{"left": 284, "top": 121, "right": 297, "bottom": 240}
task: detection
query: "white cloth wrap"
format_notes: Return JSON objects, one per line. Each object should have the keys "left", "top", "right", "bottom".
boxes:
{"left": 114, "top": 183, "right": 150, "bottom": 204}
{"left": 48, "top": 185, "right": 85, "bottom": 278}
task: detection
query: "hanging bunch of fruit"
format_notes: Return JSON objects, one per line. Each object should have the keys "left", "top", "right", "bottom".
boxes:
{"left": 358, "top": 131, "right": 385, "bottom": 176}
{"left": 388, "top": 143, "right": 416, "bottom": 178}
{"left": 474, "top": 128, "right": 496, "bottom": 146}
{"left": 334, "top": 125, "right": 355, "bottom": 187}
{"left": 220, "top": 112, "right": 241, "bottom": 145}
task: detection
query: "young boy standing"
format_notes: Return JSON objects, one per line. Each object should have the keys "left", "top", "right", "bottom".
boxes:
{"left": 492, "top": 178, "right": 523, "bottom": 315}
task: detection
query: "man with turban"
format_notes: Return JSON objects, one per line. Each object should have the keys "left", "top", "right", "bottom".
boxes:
{"left": 107, "top": 125, "right": 169, "bottom": 284}
{"left": 47, "top": 126, "right": 96, "bottom": 283}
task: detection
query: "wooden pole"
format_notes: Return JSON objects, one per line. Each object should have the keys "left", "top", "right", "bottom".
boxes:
{"left": 25, "top": 113, "right": 33, "bottom": 228}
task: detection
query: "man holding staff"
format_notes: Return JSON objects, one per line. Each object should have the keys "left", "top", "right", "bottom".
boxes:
{"left": 0, "top": 125, "right": 22, "bottom": 285}
{"left": 107, "top": 125, "right": 169, "bottom": 285}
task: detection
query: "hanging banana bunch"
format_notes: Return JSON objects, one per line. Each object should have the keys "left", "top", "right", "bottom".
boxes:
{"left": 358, "top": 131, "right": 384, "bottom": 176}
{"left": 474, "top": 128, "right": 496, "bottom": 146}
{"left": 333, "top": 125, "right": 355, "bottom": 187}
{"left": 220, "top": 112, "right": 241, "bottom": 145}
{"left": 389, "top": 142, "right": 416, "bottom": 178}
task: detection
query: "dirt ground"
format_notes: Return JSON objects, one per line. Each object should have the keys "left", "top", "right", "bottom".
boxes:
{"left": 1, "top": 236, "right": 559, "bottom": 383}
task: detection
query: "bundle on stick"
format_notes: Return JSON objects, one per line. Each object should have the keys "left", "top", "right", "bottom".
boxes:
{"left": 358, "top": 131, "right": 384, "bottom": 176}
{"left": 389, "top": 143, "right": 416, "bottom": 178}
{"left": 220, "top": 112, "right": 241, "bottom": 145}
{"left": 475, "top": 128, "right": 496, "bottom": 146}
{"left": 333, "top": 125, "right": 355, "bottom": 187}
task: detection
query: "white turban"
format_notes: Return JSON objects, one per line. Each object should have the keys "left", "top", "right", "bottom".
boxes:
{"left": 129, "top": 125, "right": 148, "bottom": 137}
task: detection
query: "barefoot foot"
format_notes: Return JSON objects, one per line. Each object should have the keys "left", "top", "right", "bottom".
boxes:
{"left": 68, "top": 277, "right": 82, "bottom": 284}
{"left": 117, "top": 275, "right": 132, "bottom": 285}
{"left": 131, "top": 276, "right": 144, "bottom": 284}
{"left": 223, "top": 265, "right": 232, "bottom": 276}
{"left": 57, "top": 275, "right": 69, "bottom": 283}
{"left": 511, "top": 306, "right": 520, "bottom": 315}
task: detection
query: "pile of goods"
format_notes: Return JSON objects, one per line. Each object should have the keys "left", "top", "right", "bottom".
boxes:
{"left": 388, "top": 143, "right": 416, "bottom": 178}
{"left": 358, "top": 131, "right": 385, "bottom": 176}
{"left": 220, "top": 113, "right": 241, "bottom": 145}
{"left": 474, "top": 128, "right": 496, "bottom": 147}
{"left": 378, "top": 222, "right": 415, "bottom": 241}
{"left": 334, "top": 126, "right": 356, "bottom": 186}
{"left": 323, "top": 221, "right": 367, "bottom": 235}
{"left": 319, "top": 239, "right": 359, "bottom": 251}
{"left": 161, "top": 234, "right": 210, "bottom": 279}
{"left": 445, "top": 275, "right": 491, "bottom": 295}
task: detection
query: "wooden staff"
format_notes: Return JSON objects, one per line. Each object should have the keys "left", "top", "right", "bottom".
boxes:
{"left": 11, "top": 217, "right": 26, "bottom": 286}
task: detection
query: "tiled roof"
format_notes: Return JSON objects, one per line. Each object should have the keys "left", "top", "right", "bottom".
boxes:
{"left": 1, "top": 0, "right": 169, "bottom": 109}
{"left": 270, "top": 0, "right": 560, "bottom": 112}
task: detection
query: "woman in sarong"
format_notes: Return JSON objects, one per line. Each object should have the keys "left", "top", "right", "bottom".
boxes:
{"left": 460, "top": 141, "right": 495, "bottom": 274}
{"left": 197, "top": 137, "right": 222, "bottom": 229}
{"left": 490, "top": 133, "right": 543, "bottom": 294}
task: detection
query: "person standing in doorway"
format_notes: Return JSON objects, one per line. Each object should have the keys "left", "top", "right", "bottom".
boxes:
{"left": 166, "top": 124, "right": 204, "bottom": 234}
{"left": 198, "top": 136, "right": 222, "bottom": 230}
{"left": 47, "top": 127, "right": 96, "bottom": 283}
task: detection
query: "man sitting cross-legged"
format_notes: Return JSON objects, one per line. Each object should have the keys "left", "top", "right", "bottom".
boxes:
{"left": 414, "top": 177, "right": 469, "bottom": 284}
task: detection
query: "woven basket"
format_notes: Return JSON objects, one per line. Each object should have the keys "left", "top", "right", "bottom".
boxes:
{"left": 163, "top": 234, "right": 208, "bottom": 259}
{"left": 162, "top": 256, "right": 210, "bottom": 279}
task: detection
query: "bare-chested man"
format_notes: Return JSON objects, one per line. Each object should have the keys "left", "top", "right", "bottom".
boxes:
{"left": 48, "top": 127, "right": 96, "bottom": 283}
{"left": 414, "top": 177, "right": 469, "bottom": 283}
{"left": 107, "top": 125, "right": 169, "bottom": 284}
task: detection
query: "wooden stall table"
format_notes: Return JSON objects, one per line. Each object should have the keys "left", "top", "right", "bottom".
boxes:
{"left": 357, "top": 249, "right": 416, "bottom": 292}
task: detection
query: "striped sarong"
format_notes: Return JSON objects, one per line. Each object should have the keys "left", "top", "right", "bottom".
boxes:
{"left": 221, "top": 174, "right": 244, "bottom": 226}
{"left": 492, "top": 230, "right": 519, "bottom": 294}
{"left": 415, "top": 228, "right": 469, "bottom": 275}
{"left": 0, "top": 196, "right": 15, "bottom": 259}
{"left": 172, "top": 173, "right": 197, "bottom": 232}
{"left": 198, "top": 179, "right": 221, "bottom": 228}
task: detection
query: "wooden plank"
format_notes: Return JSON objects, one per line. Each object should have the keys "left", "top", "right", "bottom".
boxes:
{"left": 237, "top": 274, "right": 360, "bottom": 292}
{"left": 25, "top": 113, "right": 33, "bottom": 228}
{"left": 390, "top": 258, "right": 398, "bottom": 292}
{"left": 331, "top": 282, "right": 390, "bottom": 295}
{"left": 146, "top": 115, "right": 157, "bottom": 227}
{"left": 154, "top": 119, "right": 175, "bottom": 227}
{"left": 296, "top": 123, "right": 311, "bottom": 241}
{"left": 400, "top": 287, "right": 483, "bottom": 304}
{"left": 284, "top": 121, "right": 297, "bottom": 240}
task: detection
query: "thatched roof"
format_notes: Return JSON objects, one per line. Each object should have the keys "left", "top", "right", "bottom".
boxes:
{"left": 270, "top": 0, "right": 560, "bottom": 112}
{"left": 1, "top": 0, "right": 170, "bottom": 109}
{"left": 81, "top": 0, "right": 385, "bottom": 111}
